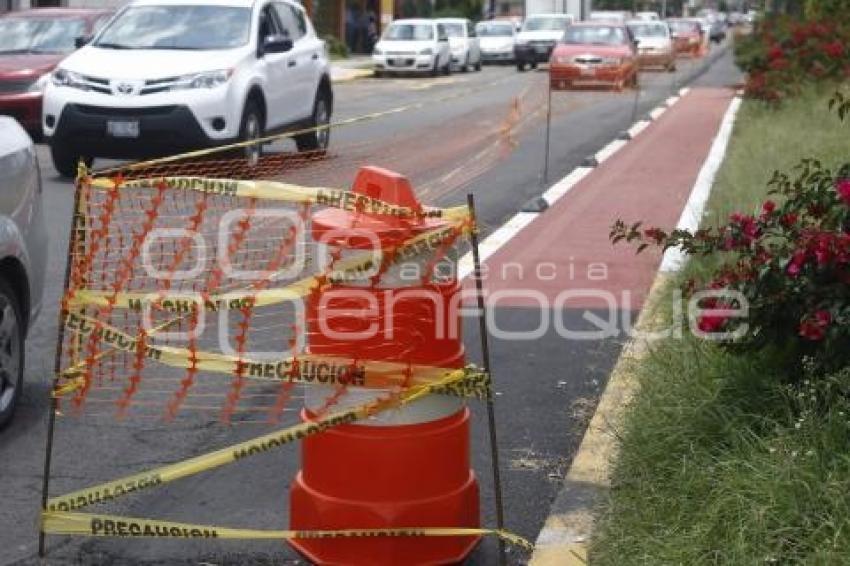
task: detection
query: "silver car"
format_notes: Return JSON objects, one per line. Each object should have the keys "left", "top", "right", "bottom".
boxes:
{"left": 0, "top": 117, "right": 47, "bottom": 427}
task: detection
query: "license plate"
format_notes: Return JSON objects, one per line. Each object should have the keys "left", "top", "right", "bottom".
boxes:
{"left": 580, "top": 66, "right": 594, "bottom": 76}
{"left": 107, "top": 120, "right": 139, "bottom": 138}
{"left": 535, "top": 45, "right": 548, "bottom": 53}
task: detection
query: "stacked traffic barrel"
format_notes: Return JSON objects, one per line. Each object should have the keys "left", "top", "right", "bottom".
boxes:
{"left": 289, "top": 166, "right": 480, "bottom": 564}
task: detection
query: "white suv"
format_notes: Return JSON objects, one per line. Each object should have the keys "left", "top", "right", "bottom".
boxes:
{"left": 43, "top": 0, "right": 333, "bottom": 178}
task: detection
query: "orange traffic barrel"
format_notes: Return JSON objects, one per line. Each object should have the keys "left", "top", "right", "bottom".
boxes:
{"left": 289, "top": 166, "right": 480, "bottom": 564}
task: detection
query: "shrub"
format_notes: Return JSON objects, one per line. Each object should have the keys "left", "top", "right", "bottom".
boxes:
{"left": 735, "top": 16, "right": 850, "bottom": 101}
{"left": 611, "top": 97, "right": 850, "bottom": 376}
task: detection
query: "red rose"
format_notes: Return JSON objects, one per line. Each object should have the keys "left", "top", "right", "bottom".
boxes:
{"left": 823, "top": 41, "right": 844, "bottom": 59}
{"left": 787, "top": 250, "right": 807, "bottom": 277}
{"left": 767, "top": 44, "right": 784, "bottom": 60}
{"left": 698, "top": 314, "right": 727, "bottom": 333}
{"left": 799, "top": 320, "right": 826, "bottom": 341}
{"left": 762, "top": 200, "right": 777, "bottom": 215}
{"left": 836, "top": 178, "right": 850, "bottom": 206}
{"left": 815, "top": 310, "right": 831, "bottom": 327}
{"left": 780, "top": 213, "right": 798, "bottom": 227}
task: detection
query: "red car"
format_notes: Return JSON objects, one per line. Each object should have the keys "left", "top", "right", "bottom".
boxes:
{"left": 0, "top": 9, "right": 112, "bottom": 140}
{"left": 549, "top": 22, "right": 639, "bottom": 91}
{"left": 668, "top": 18, "right": 704, "bottom": 57}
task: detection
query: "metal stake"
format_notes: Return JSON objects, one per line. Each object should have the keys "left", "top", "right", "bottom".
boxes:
{"left": 38, "top": 169, "right": 86, "bottom": 557}
{"left": 466, "top": 194, "right": 507, "bottom": 566}
{"left": 542, "top": 78, "right": 553, "bottom": 185}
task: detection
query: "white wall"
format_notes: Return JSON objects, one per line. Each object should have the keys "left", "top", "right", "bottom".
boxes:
{"left": 525, "top": 0, "right": 583, "bottom": 18}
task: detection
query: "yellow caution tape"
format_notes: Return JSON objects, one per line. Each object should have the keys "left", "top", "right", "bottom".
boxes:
{"left": 41, "top": 511, "right": 534, "bottom": 552}
{"left": 88, "top": 175, "right": 469, "bottom": 222}
{"left": 66, "top": 222, "right": 467, "bottom": 312}
{"left": 46, "top": 368, "right": 481, "bottom": 513}
{"left": 56, "top": 311, "right": 488, "bottom": 394}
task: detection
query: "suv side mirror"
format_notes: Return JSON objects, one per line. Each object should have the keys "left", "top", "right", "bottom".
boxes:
{"left": 74, "top": 35, "right": 91, "bottom": 48}
{"left": 262, "top": 34, "right": 293, "bottom": 55}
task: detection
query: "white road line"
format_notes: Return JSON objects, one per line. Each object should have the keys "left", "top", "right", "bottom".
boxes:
{"left": 541, "top": 167, "right": 593, "bottom": 206}
{"left": 659, "top": 96, "right": 743, "bottom": 272}
{"left": 627, "top": 120, "right": 651, "bottom": 138}
{"left": 595, "top": 139, "right": 628, "bottom": 164}
{"left": 648, "top": 106, "right": 666, "bottom": 120}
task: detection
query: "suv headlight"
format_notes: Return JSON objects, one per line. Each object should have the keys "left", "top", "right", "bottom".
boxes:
{"left": 173, "top": 69, "right": 232, "bottom": 90}
{"left": 420, "top": 48, "right": 433, "bottom": 55}
{"left": 51, "top": 68, "right": 87, "bottom": 90}
{"left": 27, "top": 73, "right": 50, "bottom": 93}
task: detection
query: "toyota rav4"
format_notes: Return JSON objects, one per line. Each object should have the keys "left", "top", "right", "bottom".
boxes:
{"left": 43, "top": 0, "right": 333, "bottom": 178}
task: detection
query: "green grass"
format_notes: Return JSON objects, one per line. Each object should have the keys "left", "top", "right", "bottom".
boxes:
{"left": 590, "top": 88, "right": 850, "bottom": 565}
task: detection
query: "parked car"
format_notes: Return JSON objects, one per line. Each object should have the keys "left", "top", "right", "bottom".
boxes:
{"left": 437, "top": 18, "right": 481, "bottom": 72}
{"left": 372, "top": 19, "right": 451, "bottom": 77}
{"left": 43, "top": 0, "right": 333, "bottom": 178}
{"left": 549, "top": 22, "right": 638, "bottom": 91}
{"left": 667, "top": 18, "right": 703, "bottom": 57}
{"left": 627, "top": 20, "right": 675, "bottom": 72}
{"left": 514, "top": 13, "right": 574, "bottom": 71}
{"left": 709, "top": 19, "right": 727, "bottom": 43}
{"left": 475, "top": 20, "right": 516, "bottom": 63}
{"left": 589, "top": 10, "right": 632, "bottom": 23}
{"left": 0, "top": 117, "right": 47, "bottom": 428}
{"left": 0, "top": 8, "right": 113, "bottom": 140}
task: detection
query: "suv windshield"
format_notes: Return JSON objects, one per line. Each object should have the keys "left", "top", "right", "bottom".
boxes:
{"left": 384, "top": 23, "right": 433, "bottom": 40}
{"left": 627, "top": 22, "right": 668, "bottom": 37}
{"left": 522, "top": 17, "right": 567, "bottom": 32}
{"left": 94, "top": 5, "right": 251, "bottom": 50}
{"left": 476, "top": 22, "right": 512, "bottom": 36}
{"left": 0, "top": 17, "right": 86, "bottom": 54}
{"left": 562, "top": 25, "right": 627, "bottom": 45}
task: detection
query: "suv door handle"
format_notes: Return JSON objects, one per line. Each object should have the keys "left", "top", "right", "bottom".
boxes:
{"left": 287, "top": 60, "right": 296, "bottom": 67}
{"left": 311, "top": 52, "right": 318, "bottom": 60}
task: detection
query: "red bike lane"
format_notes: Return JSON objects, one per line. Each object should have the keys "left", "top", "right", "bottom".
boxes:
{"left": 463, "top": 86, "right": 738, "bottom": 563}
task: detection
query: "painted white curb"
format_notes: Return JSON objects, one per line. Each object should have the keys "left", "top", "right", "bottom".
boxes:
{"left": 659, "top": 96, "right": 743, "bottom": 273}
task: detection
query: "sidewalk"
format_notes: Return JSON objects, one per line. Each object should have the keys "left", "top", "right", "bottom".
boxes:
{"left": 331, "top": 55, "right": 374, "bottom": 83}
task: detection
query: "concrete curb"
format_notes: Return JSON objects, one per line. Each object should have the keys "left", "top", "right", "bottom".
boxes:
{"left": 529, "top": 93, "right": 744, "bottom": 565}
{"left": 331, "top": 68, "right": 374, "bottom": 83}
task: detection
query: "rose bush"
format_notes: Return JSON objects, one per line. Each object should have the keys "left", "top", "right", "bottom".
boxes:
{"left": 611, "top": 99, "right": 850, "bottom": 375}
{"left": 735, "top": 16, "right": 850, "bottom": 102}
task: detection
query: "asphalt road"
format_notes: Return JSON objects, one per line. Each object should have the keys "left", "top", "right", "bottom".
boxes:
{"left": 1, "top": 45, "right": 741, "bottom": 566}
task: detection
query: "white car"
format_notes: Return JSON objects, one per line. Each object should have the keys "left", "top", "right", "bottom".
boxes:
{"left": 43, "top": 0, "right": 333, "bottom": 178}
{"left": 475, "top": 20, "right": 516, "bottom": 63}
{"left": 437, "top": 18, "right": 481, "bottom": 72}
{"left": 0, "top": 117, "right": 47, "bottom": 428}
{"left": 372, "top": 19, "right": 451, "bottom": 76}
{"left": 627, "top": 20, "right": 676, "bottom": 71}
{"left": 514, "top": 13, "right": 574, "bottom": 71}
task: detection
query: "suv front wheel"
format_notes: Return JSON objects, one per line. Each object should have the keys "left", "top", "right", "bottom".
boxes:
{"left": 50, "top": 142, "right": 93, "bottom": 179}
{"left": 295, "top": 91, "right": 331, "bottom": 153}
{"left": 238, "top": 101, "right": 263, "bottom": 166}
